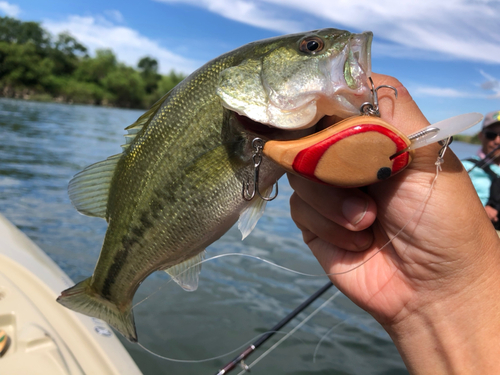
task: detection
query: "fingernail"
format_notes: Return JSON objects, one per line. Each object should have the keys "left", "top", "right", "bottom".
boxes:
{"left": 342, "top": 197, "right": 368, "bottom": 225}
{"left": 354, "top": 230, "right": 373, "bottom": 249}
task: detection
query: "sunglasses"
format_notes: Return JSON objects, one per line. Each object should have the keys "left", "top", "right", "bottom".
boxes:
{"left": 484, "top": 131, "right": 500, "bottom": 140}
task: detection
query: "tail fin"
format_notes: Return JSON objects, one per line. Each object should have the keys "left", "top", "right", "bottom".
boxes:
{"left": 56, "top": 278, "right": 137, "bottom": 342}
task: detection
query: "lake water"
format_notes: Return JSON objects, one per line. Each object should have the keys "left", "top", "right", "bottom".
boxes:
{"left": 0, "top": 97, "right": 481, "bottom": 374}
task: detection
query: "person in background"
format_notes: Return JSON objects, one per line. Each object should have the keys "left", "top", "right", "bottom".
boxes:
{"left": 461, "top": 110, "right": 500, "bottom": 229}
{"left": 288, "top": 74, "right": 500, "bottom": 373}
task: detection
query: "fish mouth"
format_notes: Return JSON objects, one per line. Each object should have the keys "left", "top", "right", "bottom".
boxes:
{"left": 311, "top": 31, "right": 373, "bottom": 130}
{"left": 236, "top": 31, "right": 374, "bottom": 140}
{"left": 236, "top": 111, "right": 348, "bottom": 142}
{"left": 235, "top": 112, "right": 316, "bottom": 140}
{"left": 343, "top": 32, "right": 372, "bottom": 91}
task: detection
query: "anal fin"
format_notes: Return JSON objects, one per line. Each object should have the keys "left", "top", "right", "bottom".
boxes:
{"left": 164, "top": 251, "right": 206, "bottom": 292}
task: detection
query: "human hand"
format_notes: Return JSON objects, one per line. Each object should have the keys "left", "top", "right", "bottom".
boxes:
{"left": 288, "top": 73, "right": 500, "bottom": 373}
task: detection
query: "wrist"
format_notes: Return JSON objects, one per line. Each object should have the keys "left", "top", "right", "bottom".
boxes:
{"left": 382, "top": 248, "right": 500, "bottom": 374}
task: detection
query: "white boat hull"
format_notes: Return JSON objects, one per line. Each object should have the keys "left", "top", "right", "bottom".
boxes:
{"left": 0, "top": 213, "right": 142, "bottom": 374}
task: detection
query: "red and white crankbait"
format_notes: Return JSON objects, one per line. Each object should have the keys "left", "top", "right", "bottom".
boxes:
{"left": 263, "top": 112, "right": 483, "bottom": 188}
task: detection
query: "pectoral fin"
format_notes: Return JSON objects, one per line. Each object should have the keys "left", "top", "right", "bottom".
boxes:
{"left": 238, "top": 185, "right": 272, "bottom": 240}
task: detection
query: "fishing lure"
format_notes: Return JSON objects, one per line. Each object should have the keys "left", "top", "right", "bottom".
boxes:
{"left": 244, "top": 80, "right": 483, "bottom": 198}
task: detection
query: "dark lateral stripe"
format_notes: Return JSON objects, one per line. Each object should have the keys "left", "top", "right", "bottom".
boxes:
{"left": 101, "top": 209, "right": 158, "bottom": 299}
{"left": 101, "top": 242, "right": 133, "bottom": 299}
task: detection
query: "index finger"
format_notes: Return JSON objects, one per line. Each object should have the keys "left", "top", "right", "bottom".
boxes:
{"left": 287, "top": 173, "right": 377, "bottom": 231}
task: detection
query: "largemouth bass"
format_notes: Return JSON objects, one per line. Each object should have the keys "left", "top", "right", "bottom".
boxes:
{"left": 57, "top": 28, "right": 373, "bottom": 342}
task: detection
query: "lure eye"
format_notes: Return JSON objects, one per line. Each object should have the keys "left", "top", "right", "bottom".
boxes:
{"left": 299, "top": 37, "right": 324, "bottom": 54}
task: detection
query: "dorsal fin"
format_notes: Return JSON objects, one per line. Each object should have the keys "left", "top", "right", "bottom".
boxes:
{"left": 68, "top": 154, "right": 121, "bottom": 218}
{"left": 121, "top": 90, "right": 173, "bottom": 151}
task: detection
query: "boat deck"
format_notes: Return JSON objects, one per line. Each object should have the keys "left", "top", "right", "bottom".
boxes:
{"left": 0, "top": 214, "right": 142, "bottom": 374}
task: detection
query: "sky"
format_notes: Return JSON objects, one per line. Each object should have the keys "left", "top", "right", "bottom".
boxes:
{"left": 1, "top": 0, "right": 500, "bottom": 133}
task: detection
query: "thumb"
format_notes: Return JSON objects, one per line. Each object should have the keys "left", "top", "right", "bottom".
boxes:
{"left": 371, "top": 73, "right": 463, "bottom": 174}
{"left": 371, "top": 73, "right": 429, "bottom": 135}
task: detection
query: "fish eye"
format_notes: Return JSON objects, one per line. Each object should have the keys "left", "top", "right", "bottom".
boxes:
{"left": 299, "top": 37, "right": 324, "bottom": 54}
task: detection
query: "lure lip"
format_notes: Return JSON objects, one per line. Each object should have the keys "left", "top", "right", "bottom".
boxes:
{"left": 406, "top": 112, "right": 484, "bottom": 151}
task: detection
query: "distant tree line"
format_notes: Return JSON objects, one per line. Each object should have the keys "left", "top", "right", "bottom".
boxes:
{"left": 0, "top": 16, "right": 186, "bottom": 108}
{"left": 454, "top": 133, "right": 481, "bottom": 144}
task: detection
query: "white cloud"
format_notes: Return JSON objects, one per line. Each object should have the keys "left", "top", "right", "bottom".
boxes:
{"left": 412, "top": 86, "right": 479, "bottom": 98}
{"left": 479, "top": 70, "right": 500, "bottom": 98}
{"left": 0, "top": 1, "right": 20, "bottom": 17}
{"left": 411, "top": 84, "right": 500, "bottom": 100}
{"left": 155, "top": 0, "right": 302, "bottom": 33}
{"left": 43, "top": 15, "right": 201, "bottom": 74}
{"left": 103, "top": 10, "right": 124, "bottom": 23}
{"left": 155, "top": 0, "right": 500, "bottom": 64}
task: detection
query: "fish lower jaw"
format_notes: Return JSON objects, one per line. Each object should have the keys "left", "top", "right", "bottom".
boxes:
{"left": 342, "top": 56, "right": 370, "bottom": 94}
{"left": 339, "top": 33, "right": 372, "bottom": 95}
{"left": 350, "top": 32, "right": 372, "bottom": 81}
{"left": 234, "top": 112, "right": 317, "bottom": 141}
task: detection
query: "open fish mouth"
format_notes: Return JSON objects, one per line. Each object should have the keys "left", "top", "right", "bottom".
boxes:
{"left": 235, "top": 112, "right": 316, "bottom": 141}
{"left": 224, "top": 29, "right": 374, "bottom": 140}
{"left": 343, "top": 32, "right": 373, "bottom": 91}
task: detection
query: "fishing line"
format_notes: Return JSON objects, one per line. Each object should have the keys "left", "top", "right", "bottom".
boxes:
{"left": 133, "top": 142, "right": 449, "bottom": 366}
{"left": 135, "top": 142, "right": 449, "bottom": 310}
{"left": 136, "top": 330, "right": 303, "bottom": 363}
{"left": 235, "top": 290, "right": 342, "bottom": 375}
{"left": 312, "top": 319, "right": 347, "bottom": 364}
{"left": 305, "top": 150, "right": 446, "bottom": 367}
{"left": 149, "top": 148, "right": 447, "bottom": 288}
{"left": 131, "top": 252, "right": 329, "bottom": 310}
{"left": 132, "top": 251, "right": 340, "bottom": 309}
{"left": 254, "top": 147, "right": 446, "bottom": 370}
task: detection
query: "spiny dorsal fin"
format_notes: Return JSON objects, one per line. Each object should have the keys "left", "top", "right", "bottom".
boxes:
{"left": 68, "top": 154, "right": 122, "bottom": 218}
{"left": 121, "top": 90, "right": 173, "bottom": 151}
{"left": 238, "top": 185, "right": 272, "bottom": 240}
{"left": 164, "top": 251, "right": 206, "bottom": 292}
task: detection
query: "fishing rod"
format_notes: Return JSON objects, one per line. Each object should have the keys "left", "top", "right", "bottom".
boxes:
{"left": 214, "top": 280, "right": 334, "bottom": 375}
{"left": 466, "top": 144, "right": 500, "bottom": 173}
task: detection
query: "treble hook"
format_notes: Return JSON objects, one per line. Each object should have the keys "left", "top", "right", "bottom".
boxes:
{"left": 242, "top": 138, "right": 279, "bottom": 202}
{"left": 360, "top": 77, "right": 398, "bottom": 117}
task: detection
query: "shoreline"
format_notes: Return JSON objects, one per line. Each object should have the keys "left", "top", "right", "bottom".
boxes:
{"left": 0, "top": 94, "right": 483, "bottom": 145}
{"left": 0, "top": 93, "right": 147, "bottom": 110}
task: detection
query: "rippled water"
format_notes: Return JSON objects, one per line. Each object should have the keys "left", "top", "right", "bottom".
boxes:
{"left": 1, "top": 98, "right": 477, "bottom": 374}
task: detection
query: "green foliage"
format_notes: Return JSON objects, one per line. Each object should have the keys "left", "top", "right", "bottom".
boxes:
{"left": 0, "top": 16, "right": 186, "bottom": 108}
{"left": 102, "top": 65, "right": 146, "bottom": 108}
{"left": 49, "top": 32, "right": 88, "bottom": 76}
{"left": 143, "top": 70, "right": 186, "bottom": 107}
{"left": 454, "top": 133, "right": 482, "bottom": 145}
{"left": 156, "top": 70, "right": 185, "bottom": 93}
{"left": 51, "top": 76, "right": 107, "bottom": 104}
{"left": 0, "top": 16, "right": 50, "bottom": 48}
{"left": 74, "top": 49, "right": 118, "bottom": 84}
{"left": 138, "top": 56, "right": 161, "bottom": 95}
{"left": 0, "top": 41, "right": 54, "bottom": 90}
